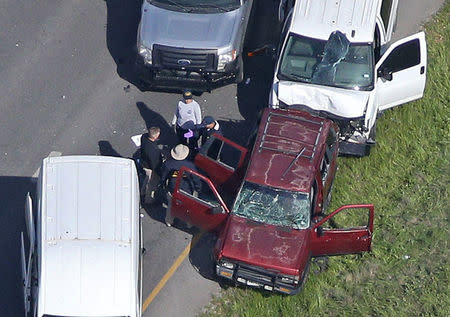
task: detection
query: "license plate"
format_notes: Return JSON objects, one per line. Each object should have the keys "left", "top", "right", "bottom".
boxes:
{"left": 246, "top": 281, "right": 262, "bottom": 287}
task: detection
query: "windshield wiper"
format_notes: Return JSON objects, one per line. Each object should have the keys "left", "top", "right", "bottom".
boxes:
{"left": 157, "top": 0, "right": 192, "bottom": 12}
{"left": 192, "top": 3, "right": 228, "bottom": 12}
{"left": 278, "top": 72, "right": 310, "bottom": 83}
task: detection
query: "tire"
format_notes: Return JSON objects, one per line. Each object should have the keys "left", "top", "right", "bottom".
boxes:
{"left": 312, "top": 256, "right": 329, "bottom": 274}
{"left": 295, "top": 259, "right": 311, "bottom": 294}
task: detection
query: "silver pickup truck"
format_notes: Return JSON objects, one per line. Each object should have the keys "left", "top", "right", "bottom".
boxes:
{"left": 136, "top": 0, "right": 254, "bottom": 91}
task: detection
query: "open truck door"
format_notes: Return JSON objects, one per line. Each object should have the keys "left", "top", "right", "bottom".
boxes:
{"left": 21, "top": 192, "right": 35, "bottom": 315}
{"left": 376, "top": 32, "right": 427, "bottom": 111}
{"left": 170, "top": 167, "right": 230, "bottom": 232}
{"left": 311, "top": 204, "right": 374, "bottom": 257}
{"left": 195, "top": 134, "right": 247, "bottom": 190}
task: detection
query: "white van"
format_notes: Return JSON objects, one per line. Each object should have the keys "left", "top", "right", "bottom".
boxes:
{"left": 270, "top": 0, "right": 427, "bottom": 156}
{"left": 20, "top": 156, "right": 143, "bottom": 317}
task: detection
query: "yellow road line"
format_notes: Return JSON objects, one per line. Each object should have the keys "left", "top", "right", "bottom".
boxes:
{"left": 142, "top": 232, "right": 204, "bottom": 312}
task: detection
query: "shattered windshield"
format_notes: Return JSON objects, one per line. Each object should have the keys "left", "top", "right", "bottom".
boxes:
{"left": 147, "top": 0, "right": 241, "bottom": 13}
{"left": 278, "top": 31, "right": 374, "bottom": 91}
{"left": 232, "top": 182, "right": 310, "bottom": 230}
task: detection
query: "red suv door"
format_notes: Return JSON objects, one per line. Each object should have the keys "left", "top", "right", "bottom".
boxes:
{"left": 311, "top": 204, "right": 374, "bottom": 256}
{"left": 170, "top": 135, "right": 248, "bottom": 231}
{"left": 195, "top": 134, "right": 247, "bottom": 191}
{"left": 170, "top": 167, "right": 230, "bottom": 232}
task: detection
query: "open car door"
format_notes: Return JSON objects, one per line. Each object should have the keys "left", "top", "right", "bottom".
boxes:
{"left": 170, "top": 167, "right": 230, "bottom": 232}
{"left": 195, "top": 134, "right": 247, "bottom": 190}
{"left": 376, "top": 32, "right": 427, "bottom": 111}
{"left": 311, "top": 204, "right": 374, "bottom": 257}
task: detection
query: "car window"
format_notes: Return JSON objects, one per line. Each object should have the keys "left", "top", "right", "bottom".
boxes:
{"left": 180, "top": 174, "right": 219, "bottom": 207}
{"left": 278, "top": 32, "right": 374, "bottom": 91}
{"left": 381, "top": 0, "right": 394, "bottom": 33}
{"left": 381, "top": 39, "right": 421, "bottom": 73}
{"left": 205, "top": 138, "right": 242, "bottom": 170}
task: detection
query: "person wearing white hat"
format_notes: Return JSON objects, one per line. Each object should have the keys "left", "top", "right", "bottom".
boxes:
{"left": 160, "top": 144, "right": 201, "bottom": 193}
{"left": 160, "top": 144, "right": 201, "bottom": 226}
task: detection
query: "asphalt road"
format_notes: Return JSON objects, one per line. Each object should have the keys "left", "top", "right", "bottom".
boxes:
{"left": 0, "top": 0, "right": 444, "bottom": 316}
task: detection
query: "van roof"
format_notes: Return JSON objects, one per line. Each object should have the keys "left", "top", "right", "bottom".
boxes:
{"left": 290, "top": 0, "right": 379, "bottom": 43}
{"left": 245, "top": 108, "right": 331, "bottom": 193}
{"left": 39, "top": 156, "right": 139, "bottom": 316}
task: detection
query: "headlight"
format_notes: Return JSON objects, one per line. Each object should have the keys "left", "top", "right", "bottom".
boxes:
{"left": 217, "top": 49, "right": 236, "bottom": 70}
{"left": 139, "top": 44, "right": 152, "bottom": 65}
{"left": 220, "top": 260, "right": 235, "bottom": 270}
{"left": 279, "top": 274, "right": 299, "bottom": 285}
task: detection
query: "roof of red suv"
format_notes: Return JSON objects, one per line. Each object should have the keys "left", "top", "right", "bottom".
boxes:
{"left": 245, "top": 108, "right": 332, "bottom": 192}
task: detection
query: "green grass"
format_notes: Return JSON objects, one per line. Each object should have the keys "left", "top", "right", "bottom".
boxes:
{"left": 201, "top": 3, "right": 450, "bottom": 316}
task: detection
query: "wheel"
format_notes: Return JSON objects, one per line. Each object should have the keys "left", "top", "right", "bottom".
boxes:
{"left": 295, "top": 259, "right": 311, "bottom": 294}
{"left": 312, "top": 256, "right": 329, "bottom": 274}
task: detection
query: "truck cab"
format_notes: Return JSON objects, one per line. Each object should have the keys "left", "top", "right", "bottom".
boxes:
{"left": 136, "top": 0, "right": 254, "bottom": 91}
{"left": 20, "top": 156, "right": 143, "bottom": 317}
{"left": 168, "top": 108, "right": 374, "bottom": 294}
{"left": 270, "top": 0, "right": 427, "bottom": 156}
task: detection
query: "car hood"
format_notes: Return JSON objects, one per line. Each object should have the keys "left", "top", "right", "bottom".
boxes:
{"left": 277, "top": 80, "right": 370, "bottom": 118}
{"left": 140, "top": 2, "right": 240, "bottom": 49}
{"left": 221, "top": 215, "right": 309, "bottom": 275}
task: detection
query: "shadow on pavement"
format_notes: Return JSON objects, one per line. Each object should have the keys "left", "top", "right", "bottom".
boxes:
{"left": 0, "top": 176, "right": 36, "bottom": 316}
{"left": 236, "top": 54, "right": 275, "bottom": 121}
{"left": 188, "top": 232, "right": 217, "bottom": 281}
{"left": 237, "top": 0, "right": 280, "bottom": 121}
{"left": 104, "top": 0, "right": 147, "bottom": 91}
{"left": 217, "top": 118, "right": 256, "bottom": 147}
{"left": 136, "top": 102, "right": 178, "bottom": 148}
{"left": 98, "top": 140, "right": 123, "bottom": 157}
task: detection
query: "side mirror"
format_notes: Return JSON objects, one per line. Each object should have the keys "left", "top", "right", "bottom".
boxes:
{"left": 378, "top": 67, "right": 393, "bottom": 81}
{"left": 316, "top": 226, "right": 324, "bottom": 237}
{"left": 211, "top": 205, "right": 225, "bottom": 215}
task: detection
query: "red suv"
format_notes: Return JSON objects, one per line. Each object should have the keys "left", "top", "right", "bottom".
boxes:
{"left": 168, "top": 108, "right": 374, "bottom": 294}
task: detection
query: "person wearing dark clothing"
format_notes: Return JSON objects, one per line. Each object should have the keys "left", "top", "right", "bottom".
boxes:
{"left": 161, "top": 144, "right": 201, "bottom": 226}
{"left": 140, "top": 127, "right": 163, "bottom": 204}
{"left": 199, "top": 116, "right": 222, "bottom": 146}
{"left": 160, "top": 144, "right": 201, "bottom": 193}
{"left": 140, "top": 127, "right": 163, "bottom": 172}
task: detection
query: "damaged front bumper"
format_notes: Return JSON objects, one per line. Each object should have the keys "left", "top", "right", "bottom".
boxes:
{"left": 337, "top": 118, "right": 375, "bottom": 157}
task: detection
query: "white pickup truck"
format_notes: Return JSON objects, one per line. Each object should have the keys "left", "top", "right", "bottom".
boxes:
{"left": 270, "top": 0, "right": 427, "bottom": 156}
{"left": 20, "top": 156, "right": 143, "bottom": 317}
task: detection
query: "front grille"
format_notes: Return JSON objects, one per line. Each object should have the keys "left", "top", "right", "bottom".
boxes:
{"left": 153, "top": 44, "right": 217, "bottom": 71}
{"left": 236, "top": 264, "right": 276, "bottom": 285}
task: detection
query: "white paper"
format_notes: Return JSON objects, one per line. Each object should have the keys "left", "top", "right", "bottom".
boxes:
{"left": 131, "top": 134, "right": 143, "bottom": 147}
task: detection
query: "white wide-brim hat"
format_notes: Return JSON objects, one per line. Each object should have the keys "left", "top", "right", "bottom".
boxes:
{"left": 171, "top": 144, "right": 189, "bottom": 160}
